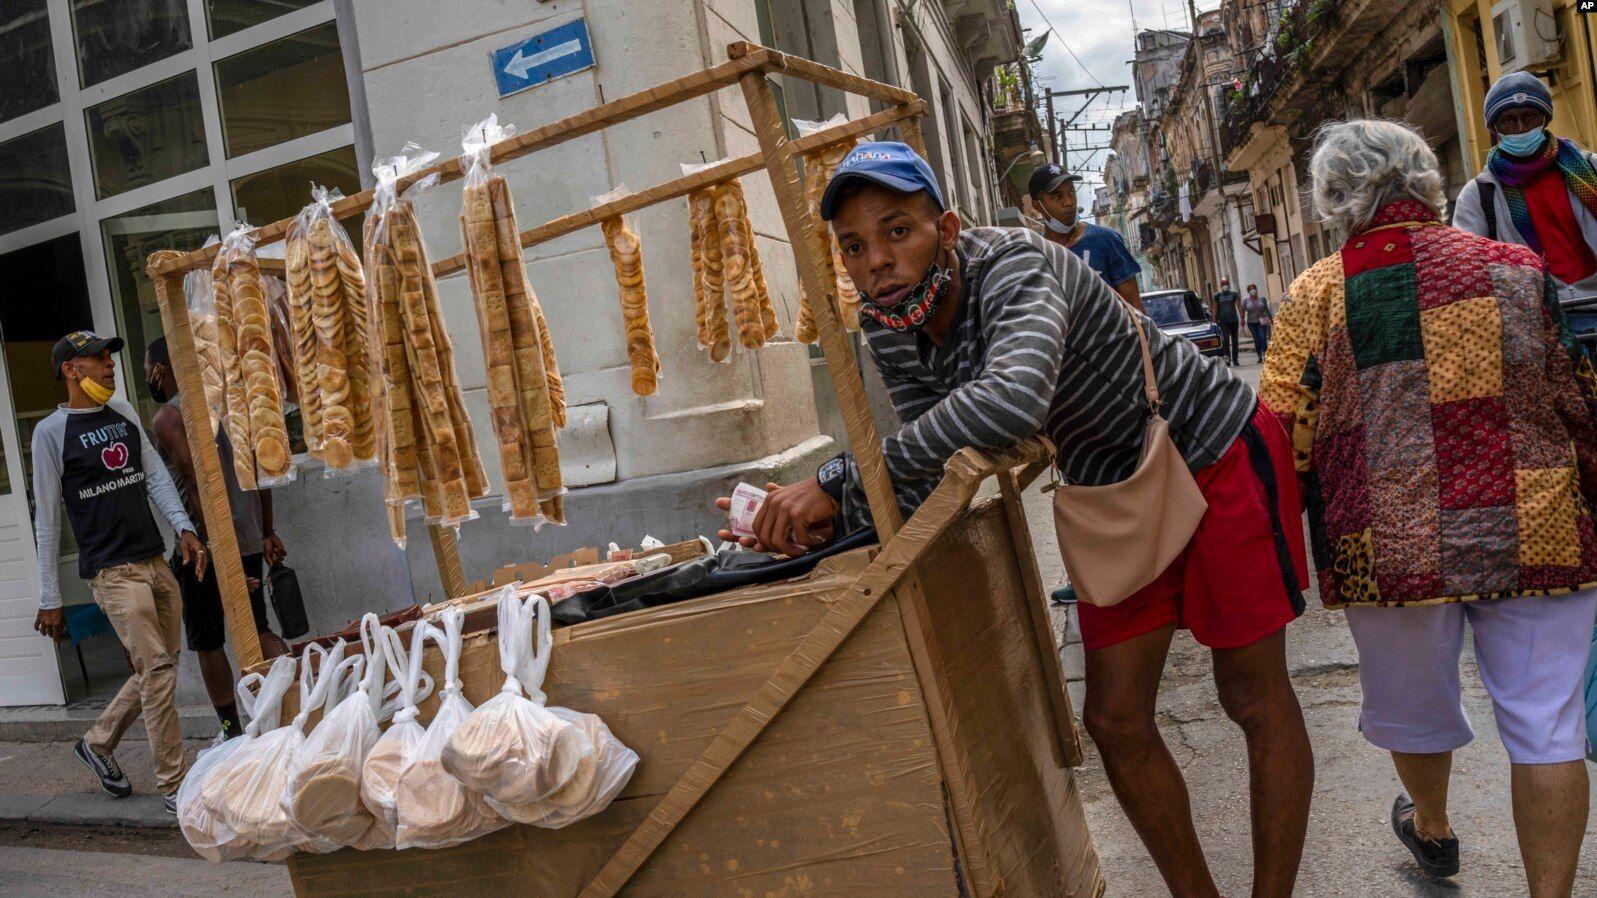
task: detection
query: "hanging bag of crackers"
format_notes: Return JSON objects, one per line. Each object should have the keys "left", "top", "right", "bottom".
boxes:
{"left": 681, "top": 167, "right": 780, "bottom": 359}
{"left": 211, "top": 225, "right": 296, "bottom": 488}
{"left": 459, "top": 116, "right": 566, "bottom": 528}
{"left": 284, "top": 187, "right": 378, "bottom": 477}
{"left": 593, "top": 185, "right": 661, "bottom": 391}
{"left": 366, "top": 147, "right": 490, "bottom": 544}
{"left": 183, "top": 239, "right": 227, "bottom": 438}
{"left": 793, "top": 115, "right": 864, "bottom": 342}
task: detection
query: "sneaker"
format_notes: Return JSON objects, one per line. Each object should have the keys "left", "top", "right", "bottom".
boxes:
{"left": 1050, "top": 583, "right": 1078, "bottom": 605}
{"left": 1391, "top": 794, "right": 1459, "bottom": 878}
{"left": 74, "top": 737, "right": 132, "bottom": 798}
{"left": 163, "top": 792, "right": 178, "bottom": 815}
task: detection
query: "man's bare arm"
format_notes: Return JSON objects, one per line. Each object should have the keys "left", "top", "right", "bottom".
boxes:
{"left": 1114, "top": 277, "right": 1145, "bottom": 313}
{"left": 150, "top": 406, "right": 205, "bottom": 536}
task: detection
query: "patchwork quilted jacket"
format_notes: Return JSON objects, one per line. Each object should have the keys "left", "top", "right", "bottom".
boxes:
{"left": 1261, "top": 200, "right": 1597, "bottom": 608}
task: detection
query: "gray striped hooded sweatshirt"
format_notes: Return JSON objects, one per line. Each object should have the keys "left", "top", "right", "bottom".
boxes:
{"left": 840, "top": 227, "right": 1256, "bottom": 533}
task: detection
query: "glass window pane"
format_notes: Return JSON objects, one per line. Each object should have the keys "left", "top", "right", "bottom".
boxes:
{"left": 215, "top": 21, "right": 349, "bottom": 158}
{"left": 231, "top": 144, "right": 360, "bottom": 242}
{"left": 1, "top": 1, "right": 60, "bottom": 123}
{"left": 206, "top": 0, "right": 320, "bottom": 40}
{"left": 86, "top": 72, "right": 208, "bottom": 200}
{"left": 100, "top": 189, "right": 218, "bottom": 422}
{"left": 70, "top": 0, "right": 192, "bottom": 88}
{"left": 0, "top": 234, "right": 95, "bottom": 514}
{"left": 0, "top": 124, "right": 74, "bottom": 236}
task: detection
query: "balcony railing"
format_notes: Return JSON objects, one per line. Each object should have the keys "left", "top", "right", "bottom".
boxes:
{"left": 1220, "top": 0, "right": 1338, "bottom": 158}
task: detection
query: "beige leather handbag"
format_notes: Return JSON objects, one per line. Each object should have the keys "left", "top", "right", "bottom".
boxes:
{"left": 1050, "top": 316, "right": 1208, "bottom": 607}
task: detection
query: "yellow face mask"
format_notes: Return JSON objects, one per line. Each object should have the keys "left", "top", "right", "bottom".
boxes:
{"left": 78, "top": 373, "right": 115, "bottom": 405}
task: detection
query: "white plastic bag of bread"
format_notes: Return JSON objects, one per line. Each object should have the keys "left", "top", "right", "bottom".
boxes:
{"left": 179, "top": 656, "right": 295, "bottom": 862}
{"left": 473, "top": 592, "right": 636, "bottom": 827}
{"left": 213, "top": 640, "right": 352, "bottom": 858}
{"left": 285, "top": 187, "right": 378, "bottom": 476}
{"left": 394, "top": 607, "right": 507, "bottom": 850}
{"left": 282, "top": 614, "right": 395, "bottom": 851}
{"left": 366, "top": 148, "right": 490, "bottom": 544}
{"left": 211, "top": 226, "right": 295, "bottom": 487}
{"left": 440, "top": 590, "right": 593, "bottom": 816}
{"left": 792, "top": 115, "right": 864, "bottom": 341}
{"left": 182, "top": 240, "right": 227, "bottom": 438}
{"left": 359, "top": 621, "right": 434, "bottom": 847}
{"left": 460, "top": 116, "right": 566, "bottom": 527}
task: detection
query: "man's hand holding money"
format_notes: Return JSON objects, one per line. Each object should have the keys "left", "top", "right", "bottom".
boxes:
{"left": 715, "top": 478, "right": 839, "bottom": 556}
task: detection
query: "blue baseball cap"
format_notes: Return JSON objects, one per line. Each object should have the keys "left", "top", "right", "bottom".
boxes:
{"left": 819, "top": 141, "right": 946, "bottom": 221}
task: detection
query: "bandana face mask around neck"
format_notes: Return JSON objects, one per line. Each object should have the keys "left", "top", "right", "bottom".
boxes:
{"left": 858, "top": 246, "right": 953, "bottom": 334}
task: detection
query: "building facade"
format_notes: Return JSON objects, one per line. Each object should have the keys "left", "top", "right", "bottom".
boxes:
{"left": 0, "top": 0, "right": 1019, "bottom": 707}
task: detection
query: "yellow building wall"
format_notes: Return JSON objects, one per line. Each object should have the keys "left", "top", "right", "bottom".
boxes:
{"left": 1446, "top": 0, "right": 1597, "bottom": 173}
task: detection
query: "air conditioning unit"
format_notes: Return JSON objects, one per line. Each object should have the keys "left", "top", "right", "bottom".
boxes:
{"left": 1491, "top": 0, "right": 1559, "bottom": 74}
{"left": 1254, "top": 212, "right": 1277, "bottom": 236}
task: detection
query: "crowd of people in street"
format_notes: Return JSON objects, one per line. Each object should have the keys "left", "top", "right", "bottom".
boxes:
{"left": 23, "top": 63, "right": 1597, "bottom": 895}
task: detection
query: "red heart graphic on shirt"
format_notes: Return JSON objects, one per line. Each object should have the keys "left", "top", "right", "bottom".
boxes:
{"left": 101, "top": 442, "right": 129, "bottom": 470}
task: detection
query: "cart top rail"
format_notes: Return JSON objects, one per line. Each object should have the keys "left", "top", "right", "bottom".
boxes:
{"left": 144, "top": 42, "right": 913, "bottom": 280}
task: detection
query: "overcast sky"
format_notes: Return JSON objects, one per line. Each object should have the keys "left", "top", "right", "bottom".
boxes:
{"left": 1015, "top": 0, "right": 1223, "bottom": 221}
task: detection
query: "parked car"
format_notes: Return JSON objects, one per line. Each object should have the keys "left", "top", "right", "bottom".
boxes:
{"left": 1141, "top": 289, "right": 1224, "bottom": 357}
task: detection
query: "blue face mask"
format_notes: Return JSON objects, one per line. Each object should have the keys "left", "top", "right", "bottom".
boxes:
{"left": 1497, "top": 127, "right": 1546, "bottom": 157}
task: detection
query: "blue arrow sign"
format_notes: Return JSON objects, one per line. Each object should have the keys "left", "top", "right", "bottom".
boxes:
{"left": 490, "top": 17, "right": 595, "bottom": 98}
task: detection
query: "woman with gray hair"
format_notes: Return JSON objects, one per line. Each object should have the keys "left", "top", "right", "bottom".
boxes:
{"left": 1262, "top": 118, "right": 1597, "bottom": 895}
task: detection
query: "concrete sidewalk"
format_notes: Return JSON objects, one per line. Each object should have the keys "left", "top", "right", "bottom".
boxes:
{"left": 0, "top": 738, "right": 215, "bottom": 830}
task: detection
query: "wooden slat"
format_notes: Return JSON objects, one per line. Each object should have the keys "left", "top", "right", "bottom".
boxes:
{"left": 999, "top": 471, "right": 1084, "bottom": 769}
{"left": 578, "top": 441, "right": 1044, "bottom": 898}
{"left": 148, "top": 256, "right": 262, "bottom": 667}
{"left": 429, "top": 100, "right": 924, "bottom": 277}
{"left": 146, "top": 50, "right": 775, "bottom": 279}
{"left": 728, "top": 40, "right": 920, "bottom": 105}
{"left": 427, "top": 523, "right": 468, "bottom": 600}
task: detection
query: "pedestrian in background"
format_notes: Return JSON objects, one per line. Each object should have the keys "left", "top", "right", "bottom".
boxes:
{"left": 1264, "top": 118, "right": 1597, "bottom": 896}
{"left": 1242, "top": 283, "right": 1271, "bottom": 362}
{"left": 1453, "top": 72, "right": 1597, "bottom": 302}
{"left": 30, "top": 332, "right": 207, "bottom": 814}
{"left": 1030, "top": 162, "right": 1146, "bottom": 311}
{"left": 1211, "top": 277, "right": 1241, "bottom": 365}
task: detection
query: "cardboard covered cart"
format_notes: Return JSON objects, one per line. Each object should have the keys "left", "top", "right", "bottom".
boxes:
{"left": 145, "top": 43, "right": 1105, "bottom": 897}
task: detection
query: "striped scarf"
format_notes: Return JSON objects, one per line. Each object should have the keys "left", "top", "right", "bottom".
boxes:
{"left": 1486, "top": 134, "right": 1597, "bottom": 255}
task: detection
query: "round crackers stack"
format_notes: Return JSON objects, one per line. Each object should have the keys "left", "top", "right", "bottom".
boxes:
{"left": 210, "top": 233, "right": 291, "bottom": 485}
{"left": 600, "top": 215, "right": 659, "bottom": 397}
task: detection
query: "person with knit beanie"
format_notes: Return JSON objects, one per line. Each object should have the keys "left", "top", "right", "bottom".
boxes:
{"left": 1453, "top": 71, "right": 1597, "bottom": 297}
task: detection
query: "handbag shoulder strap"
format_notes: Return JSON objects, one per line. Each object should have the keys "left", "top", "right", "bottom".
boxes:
{"left": 1129, "top": 313, "right": 1160, "bottom": 413}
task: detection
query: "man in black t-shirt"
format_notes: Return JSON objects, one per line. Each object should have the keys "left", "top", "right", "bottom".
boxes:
{"left": 31, "top": 332, "right": 206, "bottom": 812}
{"left": 1211, "top": 277, "right": 1242, "bottom": 366}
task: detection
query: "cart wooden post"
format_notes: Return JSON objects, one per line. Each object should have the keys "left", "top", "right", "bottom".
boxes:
{"left": 147, "top": 254, "right": 264, "bottom": 668}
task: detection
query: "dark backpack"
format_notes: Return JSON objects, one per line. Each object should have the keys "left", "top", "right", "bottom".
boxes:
{"left": 1479, "top": 180, "right": 1498, "bottom": 241}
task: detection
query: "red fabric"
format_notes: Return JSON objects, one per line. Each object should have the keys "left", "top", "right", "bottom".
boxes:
{"left": 1525, "top": 170, "right": 1597, "bottom": 283}
{"left": 1078, "top": 405, "right": 1309, "bottom": 652}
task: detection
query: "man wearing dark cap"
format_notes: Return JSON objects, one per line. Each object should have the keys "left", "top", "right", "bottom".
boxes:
{"left": 717, "top": 142, "right": 1313, "bottom": 897}
{"left": 1454, "top": 71, "right": 1597, "bottom": 300}
{"left": 1029, "top": 162, "right": 1145, "bottom": 311}
{"left": 31, "top": 331, "right": 206, "bottom": 813}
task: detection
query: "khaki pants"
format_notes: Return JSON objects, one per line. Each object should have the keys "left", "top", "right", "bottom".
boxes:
{"left": 82, "top": 556, "right": 186, "bottom": 794}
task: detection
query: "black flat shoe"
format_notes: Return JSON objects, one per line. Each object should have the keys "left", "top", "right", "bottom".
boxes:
{"left": 1391, "top": 794, "right": 1459, "bottom": 878}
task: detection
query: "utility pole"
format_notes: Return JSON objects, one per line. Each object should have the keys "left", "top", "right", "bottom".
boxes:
{"left": 1045, "top": 91, "right": 1058, "bottom": 163}
{"left": 1043, "top": 84, "right": 1129, "bottom": 173}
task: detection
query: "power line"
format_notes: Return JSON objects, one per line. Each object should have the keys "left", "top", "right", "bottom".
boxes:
{"left": 1026, "top": 0, "right": 1106, "bottom": 87}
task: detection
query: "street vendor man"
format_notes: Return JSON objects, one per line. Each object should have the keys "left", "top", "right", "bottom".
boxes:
{"left": 145, "top": 336, "right": 290, "bottom": 742}
{"left": 1029, "top": 161, "right": 1145, "bottom": 312}
{"left": 717, "top": 143, "right": 1314, "bottom": 898}
{"left": 31, "top": 331, "right": 207, "bottom": 814}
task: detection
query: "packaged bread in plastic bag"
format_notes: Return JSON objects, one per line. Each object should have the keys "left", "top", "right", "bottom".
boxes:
{"left": 394, "top": 607, "right": 506, "bottom": 850}
{"left": 441, "top": 590, "right": 592, "bottom": 812}
{"left": 214, "top": 640, "right": 351, "bottom": 857}
{"left": 180, "top": 656, "right": 296, "bottom": 861}
{"left": 282, "top": 614, "right": 394, "bottom": 850}
{"left": 360, "top": 621, "right": 434, "bottom": 847}
{"left": 474, "top": 593, "right": 636, "bottom": 827}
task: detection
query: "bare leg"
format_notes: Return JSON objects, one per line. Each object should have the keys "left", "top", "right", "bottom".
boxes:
{"left": 1084, "top": 625, "right": 1220, "bottom": 898}
{"left": 1512, "top": 760, "right": 1587, "bottom": 898}
{"left": 195, "top": 648, "right": 235, "bottom": 708}
{"left": 1212, "top": 629, "right": 1313, "bottom": 898}
{"left": 1390, "top": 751, "right": 1454, "bottom": 840}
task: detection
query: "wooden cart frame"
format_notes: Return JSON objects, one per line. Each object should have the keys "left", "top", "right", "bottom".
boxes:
{"left": 146, "top": 43, "right": 1090, "bottom": 897}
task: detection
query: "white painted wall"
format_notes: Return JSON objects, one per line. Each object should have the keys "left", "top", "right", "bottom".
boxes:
{"left": 349, "top": 0, "right": 823, "bottom": 503}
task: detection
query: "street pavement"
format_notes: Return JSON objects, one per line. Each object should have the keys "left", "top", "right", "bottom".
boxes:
{"left": 1025, "top": 357, "right": 1597, "bottom": 897}
{"left": 1, "top": 355, "right": 1594, "bottom": 895}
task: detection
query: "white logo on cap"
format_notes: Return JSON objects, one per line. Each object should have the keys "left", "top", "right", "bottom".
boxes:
{"left": 1513, "top": 92, "right": 1528, "bottom": 103}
